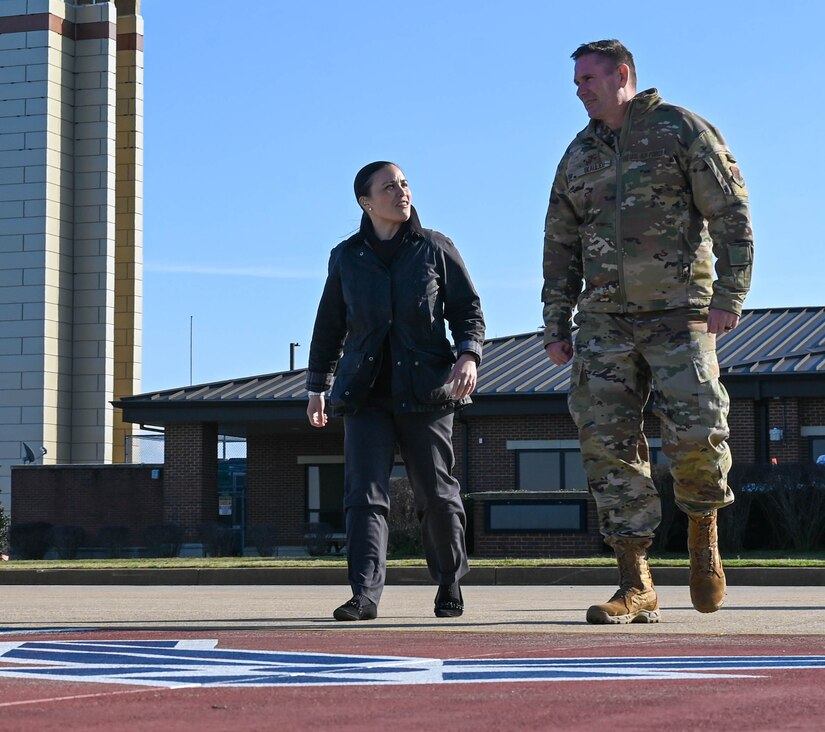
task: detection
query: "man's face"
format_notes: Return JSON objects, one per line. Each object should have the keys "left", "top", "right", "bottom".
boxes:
{"left": 574, "top": 53, "right": 624, "bottom": 124}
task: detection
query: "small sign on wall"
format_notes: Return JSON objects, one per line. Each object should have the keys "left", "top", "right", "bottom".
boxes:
{"left": 218, "top": 496, "right": 232, "bottom": 516}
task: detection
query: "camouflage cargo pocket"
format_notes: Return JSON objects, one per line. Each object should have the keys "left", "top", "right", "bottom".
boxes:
{"left": 692, "top": 349, "right": 720, "bottom": 383}
{"left": 691, "top": 349, "right": 729, "bottom": 421}
{"left": 567, "top": 358, "right": 592, "bottom": 430}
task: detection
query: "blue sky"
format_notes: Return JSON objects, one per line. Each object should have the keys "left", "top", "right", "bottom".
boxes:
{"left": 141, "top": 0, "right": 824, "bottom": 392}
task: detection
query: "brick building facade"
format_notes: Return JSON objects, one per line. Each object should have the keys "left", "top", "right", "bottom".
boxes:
{"left": 11, "top": 308, "right": 825, "bottom": 557}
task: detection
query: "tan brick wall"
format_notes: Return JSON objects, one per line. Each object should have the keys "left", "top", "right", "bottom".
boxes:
{"left": 112, "top": 9, "right": 143, "bottom": 461}
{"left": 1, "top": 2, "right": 144, "bottom": 512}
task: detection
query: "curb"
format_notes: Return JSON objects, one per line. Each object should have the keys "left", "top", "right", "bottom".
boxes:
{"left": 0, "top": 566, "right": 823, "bottom": 586}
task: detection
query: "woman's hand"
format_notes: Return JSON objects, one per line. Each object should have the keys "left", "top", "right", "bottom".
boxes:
{"left": 307, "top": 395, "right": 328, "bottom": 428}
{"left": 447, "top": 353, "right": 478, "bottom": 399}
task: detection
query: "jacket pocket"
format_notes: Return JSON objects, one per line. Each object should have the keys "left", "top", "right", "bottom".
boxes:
{"left": 410, "top": 351, "right": 454, "bottom": 405}
{"left": 329, "top": 350, "right": 377, "bottom": 412}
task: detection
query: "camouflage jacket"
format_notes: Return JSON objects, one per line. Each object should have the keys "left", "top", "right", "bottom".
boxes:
{"left": 542, "top": 88, "right": 753, "bottom": 345}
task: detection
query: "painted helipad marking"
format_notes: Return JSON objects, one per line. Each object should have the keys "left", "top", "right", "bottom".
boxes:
{"left": 1, "top": 640, "right": 824, "bottom": 688}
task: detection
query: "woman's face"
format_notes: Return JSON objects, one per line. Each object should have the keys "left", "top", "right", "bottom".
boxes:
{"left": 361, "top": 165, "right": 412, "bottom": 228}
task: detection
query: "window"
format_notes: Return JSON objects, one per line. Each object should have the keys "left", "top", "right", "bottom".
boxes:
{"left": 516, "top": 450, "right": 588, "bottom": 491}
{"left": 306, "top": 464, "right": 345, "bottom": 531}
{"left": 486, "top": 499, "right": 588, "bottom": 533}
{"left": 304, "top": 460, "right": 407, "bottom": 531}
{"left": 510, "top": 439, "right": 668, "bottom": 492}
{"left": 812, "top": 437, "right": 825, "bottom": 464}
{"left": 650, "top": 445, "right": 670, "bottom": 466}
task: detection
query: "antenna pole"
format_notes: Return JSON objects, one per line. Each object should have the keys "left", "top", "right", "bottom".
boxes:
{"left": 189, "top": 315, "right": 193, "bottom": 385}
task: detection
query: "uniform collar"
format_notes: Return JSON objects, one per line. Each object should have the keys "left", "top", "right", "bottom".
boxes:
{"left": 589, "top": 88, "right": 661, "bottom": 143}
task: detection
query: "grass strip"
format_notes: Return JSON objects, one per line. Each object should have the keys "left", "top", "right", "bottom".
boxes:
{"left": 2, "top": 552, "right": 824, "bottom": 571}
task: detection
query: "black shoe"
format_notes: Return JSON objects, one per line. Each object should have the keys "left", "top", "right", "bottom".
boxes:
{"left": 434, "top": 583, "right": 463, "bottom": 618}
{"left": 333, "top": 594, "right": 378, "bottom": 621}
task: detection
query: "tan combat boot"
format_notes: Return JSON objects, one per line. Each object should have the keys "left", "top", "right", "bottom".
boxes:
{"left": 586, "top": 537, "right": 661, "bottom": 624}
{"left": 688, "top": 511, "right": 726, "bottom": 613}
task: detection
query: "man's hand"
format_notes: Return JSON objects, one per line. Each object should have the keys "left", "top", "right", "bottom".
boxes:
{"left": 447, "top": 353, "right": 479, "bottom": 399}
{"left": 307, "top": 394, "right": 328, "bottom": 428}
{"left": 545, "top": 340, "right": 573, "bottom": 366}
{"left": 707, "top": 308, "right": 740, "bottom": 335}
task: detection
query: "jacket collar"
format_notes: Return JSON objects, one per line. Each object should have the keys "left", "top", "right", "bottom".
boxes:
{"left": 589, "top": 88, "right": 661, "bottom": 142}
{"left": 358, "top": 205, "right": 424, "bottom": 243}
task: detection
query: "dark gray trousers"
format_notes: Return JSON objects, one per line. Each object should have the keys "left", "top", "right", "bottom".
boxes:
{"left": 343, "top": 399, "right": 469, "bottom": 605}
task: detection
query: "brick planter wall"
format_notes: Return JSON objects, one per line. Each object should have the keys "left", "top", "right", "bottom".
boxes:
{"left": 468, "top": 492, "right": 604, "bottom": 558}
{"left": 11, "top": 464, "right": 163, "bottom": 541}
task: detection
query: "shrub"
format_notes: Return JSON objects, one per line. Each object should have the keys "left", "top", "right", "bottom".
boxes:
{"left": 246, "top": 524, "right": 279, "bottom": 557}
{"left": 303, "top": 522, "right": 332, "bottom": 556}
{"left": 717, "top": 464, "right": 759, "bottom": 553}
{"left": 0, "top": 497, "right": 8, "bottom": 556}
{"left": 97, "top": 525, "right": 131, "bottom": 558}
{"left": 754, "top": 464, "right": 825, "bottom": 551}
{"left": 198, "top": 522, "right": 233, "bottom": 557}
{"left": 143, "top": 523, "right": 183, "bottom": 558}
{"left": 10, "top": 522, "right": 53, "bottom": 560}
{"left": 49, "top": 525, "right": 86, "bottom": 560}
{"left": 651, "top": 466, "right": 680, "bottom": 553}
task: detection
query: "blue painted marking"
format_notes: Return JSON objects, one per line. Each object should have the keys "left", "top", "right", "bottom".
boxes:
{"left": 0, "top": 640, "right": 823, "bottom": 688}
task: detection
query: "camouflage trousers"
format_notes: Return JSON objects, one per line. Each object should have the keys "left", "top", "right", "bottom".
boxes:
{"left": 568, "top": 309, "right": 734, "bottom": 539}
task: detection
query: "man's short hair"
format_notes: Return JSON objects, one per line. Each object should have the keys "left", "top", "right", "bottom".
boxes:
{"left": 571, "top": 39, "right": 637, "bottom": 87}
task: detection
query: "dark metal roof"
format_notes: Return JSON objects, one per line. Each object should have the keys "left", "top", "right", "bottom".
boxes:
{"left": 117, "top": 307, "right": 825, "bottom": 412}
{"left": 717, "top": 307, "right": 825, "bottom": 375}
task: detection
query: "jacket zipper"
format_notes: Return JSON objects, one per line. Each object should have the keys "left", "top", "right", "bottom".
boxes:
{"left": 614, "top": 103, "right": 634, "bottom": 313}
{"left": 357, "top": 238, "right": 392, "bottom": 383}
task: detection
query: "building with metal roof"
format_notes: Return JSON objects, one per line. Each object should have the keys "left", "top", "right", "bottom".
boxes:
{"left": 115, "top": 306, "right": 825, "bottom": 427}
{"left": 13, "top": 307, "right": 825, "bottom": 557}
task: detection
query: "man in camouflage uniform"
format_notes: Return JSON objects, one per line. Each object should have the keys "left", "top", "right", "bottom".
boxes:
{"left": 542, "top": 39, "right": 753, "bottom": 624}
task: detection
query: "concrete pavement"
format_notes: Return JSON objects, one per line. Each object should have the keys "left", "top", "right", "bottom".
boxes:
{"left": 1, "top": 564, "right": 824, "bottom": 585}
{"left": 2, "top": 584, "right": 824, "bottom": 635}
{"left": 2, "top": 584, "right": 824, "bottom": 732}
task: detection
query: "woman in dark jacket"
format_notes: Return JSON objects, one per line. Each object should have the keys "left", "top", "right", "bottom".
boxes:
{"left": 306, "top": 161, "right": 485, "bottom": 620}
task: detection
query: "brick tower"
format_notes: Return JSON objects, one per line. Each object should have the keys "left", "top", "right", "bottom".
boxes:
{"left": 0, "top": 0, "right": 143, "bottom": 513}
